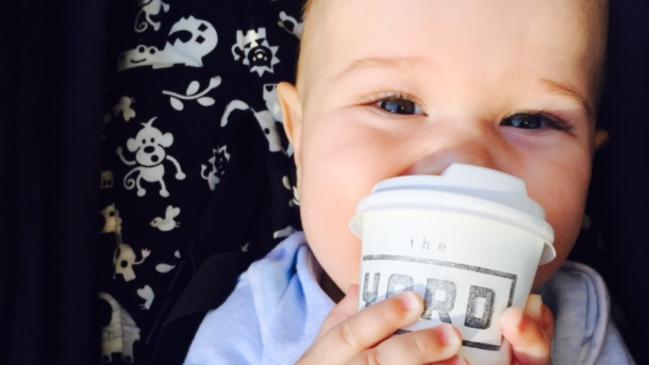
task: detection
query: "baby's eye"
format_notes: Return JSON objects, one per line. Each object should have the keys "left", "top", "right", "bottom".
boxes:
{"left": 500, "top": 113, "right": 568, "bottom": 131}
{"left": 377, "top": 97, "right": 425, "bottom": 116}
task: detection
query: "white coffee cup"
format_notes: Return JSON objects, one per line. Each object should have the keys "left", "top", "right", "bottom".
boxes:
{"left": 349, "top": 163, "right": 555, "bottom": 365}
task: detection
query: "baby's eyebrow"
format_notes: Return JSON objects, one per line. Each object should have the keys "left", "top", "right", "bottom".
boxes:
{"left": 332, "top": 57, "right": 593, "bottom": 118}
{"left": 332, "top": 56, "right": 429, "bottom": 82}
{"left": 539, "top": 78, "right": 593, "bottom": 119}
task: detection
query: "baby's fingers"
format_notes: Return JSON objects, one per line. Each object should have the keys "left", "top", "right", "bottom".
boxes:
{"left": 501, "top": 294, "right": 554, "bottom": 365}
{"left": 350, "top": 325, "right": 463, "bottom": 365}
{"left": 317, "top": 285, "right": 361, "bottom": 337}
{"left": 300, "top": 291, "right": 424, "bottom": 364}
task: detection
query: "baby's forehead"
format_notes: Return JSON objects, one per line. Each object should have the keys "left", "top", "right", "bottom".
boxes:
{"left": 298, "top": 0, "right": 606, "bottom": 101}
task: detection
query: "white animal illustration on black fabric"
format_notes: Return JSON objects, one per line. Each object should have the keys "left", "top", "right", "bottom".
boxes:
{"left": 150, "top": 205, "right": 180, "bottom": 232}
{"left": 134, "top": 0, "right": 170, "bottom": 33}
{"left": 277, "top": 11, "right": 303, "bottom": 39}
{"left": 113, "top": 96, "right": 137, "bottom": 122}
{"left": 231, "top": 27, "right": 280, "bottom": 76}
{"left": 100, "top": 170, "right": 114, "bottom": 190}
{"left": 221, "top": 84, "right": 287, "bottom": 154}
{"left": 156, "top": 263, "right": 176, "bottom": 273}
{"left": 200, "top": 145, "right": 230, "bottom": 191}
{"left": 136, "top": 285, "right": 155, "bottom": 310}
{"left": 99, "top": 292, "right": 140, "bottom": 364}
{"left": 101, "top": 203, "right": 123, "bottom": 235}
{"left": 119, "top": 16, "right": 217, "bottom": 71}
{"left": 155, "top": 248, "right": 181, "bottom": 274}
{"left": 282, "top": 175, "right": 300, "bottom": 207}
{"left": 113, "top": 244, "right": 151, "bottom": 282}
{"left": 116, "top": 117, "right": 186, "bottom": 198}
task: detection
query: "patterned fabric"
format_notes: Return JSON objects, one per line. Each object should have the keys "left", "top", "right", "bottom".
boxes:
{"left": 97, "top": 1, "right": 304, "bottom": 363}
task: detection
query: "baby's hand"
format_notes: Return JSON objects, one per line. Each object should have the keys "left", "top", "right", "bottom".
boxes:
{"left": 298, "top": 285, "right": 465, "bottom": 365}
{"left": 501, "top": 294, "right": 555, "bottom": 365}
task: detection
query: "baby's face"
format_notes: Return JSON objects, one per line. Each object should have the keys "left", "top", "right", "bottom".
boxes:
{"left": 280, "top": 0, "right": 606, "bottom": 294}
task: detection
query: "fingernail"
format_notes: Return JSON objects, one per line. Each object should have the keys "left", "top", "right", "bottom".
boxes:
{"left": 525, "top": 294, "right": 543, "bottom": 320}
{"left": 439, "top": 324, "right": 462, "bottom": 347}
{"left": 398, "top": 291, "right": 421, "bottom": 311}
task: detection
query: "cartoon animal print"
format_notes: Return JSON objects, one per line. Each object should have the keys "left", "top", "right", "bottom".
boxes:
{"left": 277, "top": 11, "right": 303, "bottom": 39}
{"left": 150, "top": 205, "right": 180, "bottom": 232}
{"left": 100, "top": 203, "right": 123, "bottom": 236}
{"left": 99, "top": 292, "right": 140, "bottom": 364}
{"left": 200, "top": 145, "right": 231, "bottom": 191}
{"left": 155, "top": 249, "right": 182, "bottom": 274}
{"left": 282, "top": 175, "right": 300, "bottom": 207}
{"left": 119, "top": 16, "right": 217, "bottom": 70}
{"left": 231, "top": 27, "right": 280, "bottom": 76}
{"left": 116, "top": 117, "right": 186, "bottom": 198}
{"left": 100, "top": 170, "right": 114, "bottom": 190}
{"left": 134, "top": 0, "right": 170, "bottom": 33}
{"left": 221, "top": 84, "right": 288, "bottom": 154}
{"left": 112, "top": 96, "right": 136, "bottom": 122}
{"left": 113, "top": 244, "right": 151, "bottom": 282}
{"left": 136, "top": 285, "right": 155, "bottom": 310}
{"left": 155, "top": 262, "right": 176, "bottom": 273}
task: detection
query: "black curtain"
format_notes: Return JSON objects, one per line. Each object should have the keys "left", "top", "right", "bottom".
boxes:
{"left": 1, "top": 1, "right": 107, "bottom": 364}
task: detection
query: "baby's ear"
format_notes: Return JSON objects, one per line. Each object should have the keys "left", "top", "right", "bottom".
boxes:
{"left": 277, "top": 82, "right": 304, "bottom": 168}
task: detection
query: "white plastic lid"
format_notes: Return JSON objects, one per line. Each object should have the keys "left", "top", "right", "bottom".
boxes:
{"left": 349, "top": 163, "right": 556, "bottom": 264}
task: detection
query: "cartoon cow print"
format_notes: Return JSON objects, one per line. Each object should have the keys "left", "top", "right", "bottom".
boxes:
{"left": 116, "top": 117, "right": 186, "bottom": 198}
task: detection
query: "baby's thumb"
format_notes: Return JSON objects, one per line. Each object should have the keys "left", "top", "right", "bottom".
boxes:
{"left": 317, "top": 285, "right": 360, "bottom": 338}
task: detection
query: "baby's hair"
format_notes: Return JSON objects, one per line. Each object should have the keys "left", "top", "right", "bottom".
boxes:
{"left": 297, "top": 0, "right": 608, "bottom": 104}
{"left": 303, "top": 0, "right": 316, "bottom": 14}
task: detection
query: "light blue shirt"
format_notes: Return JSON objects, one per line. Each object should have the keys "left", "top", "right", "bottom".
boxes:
{"left": 184, "top": 232, "right": 334, "bottom": 365}
{"left": 184, "top": 232, "right": 635, "bottom": 365}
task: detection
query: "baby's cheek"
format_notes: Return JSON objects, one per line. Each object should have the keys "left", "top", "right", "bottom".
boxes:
{"left": 531, "top": 190, "right": 586, "bottom": 290}
{"left": 323, "top": 236, "right": 362, "bottom": 289}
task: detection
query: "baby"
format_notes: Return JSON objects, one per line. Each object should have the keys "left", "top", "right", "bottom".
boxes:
{"left": 185, "top": 0, "right": 635, "bottom": 364}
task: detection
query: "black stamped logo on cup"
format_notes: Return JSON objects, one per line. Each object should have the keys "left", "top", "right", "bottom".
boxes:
{"left": 361, "top": 255, "right": 517, "bottom": 351}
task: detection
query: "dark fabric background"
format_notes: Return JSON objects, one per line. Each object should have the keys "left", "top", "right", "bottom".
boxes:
{"left": 1, "top": 1, "right": 647, "bottom": 365}
{"left": 97, "top": 1, "right": 303, "bottom": 363}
